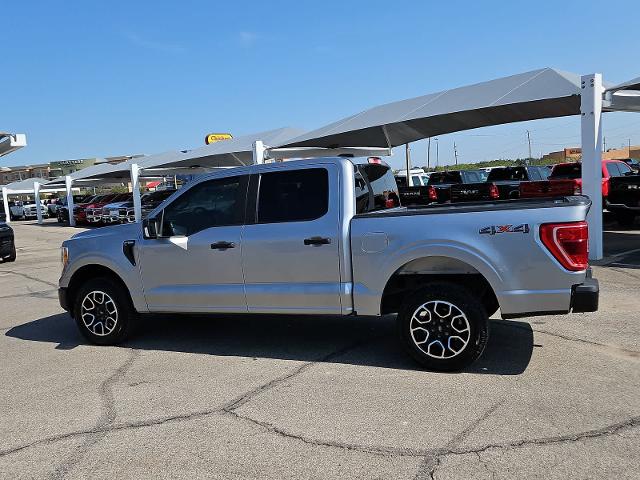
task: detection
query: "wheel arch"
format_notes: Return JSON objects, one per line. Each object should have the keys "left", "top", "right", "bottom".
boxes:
{"left": 380, "top": 255, "right": 499, "bottom": 316}
{"left": 66, "top": 264, "right": 134, "bottom": 317}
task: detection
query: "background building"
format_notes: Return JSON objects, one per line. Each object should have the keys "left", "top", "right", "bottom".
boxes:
{"left": 543, "top": 145, "right": 640, "bottom": 162}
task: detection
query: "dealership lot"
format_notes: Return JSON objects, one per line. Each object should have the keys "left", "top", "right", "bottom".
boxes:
{"left": 0, "top": 220, "right": 638, "bottom": 479}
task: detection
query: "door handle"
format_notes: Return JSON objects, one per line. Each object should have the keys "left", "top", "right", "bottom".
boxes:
{"left": 304, "top": 236, "right": 331, "bottom": 246}
{"left": 210, "top": 241, "right": 236, "bottom": 250}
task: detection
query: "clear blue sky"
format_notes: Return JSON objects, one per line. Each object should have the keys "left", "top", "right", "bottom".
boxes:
{"left": 3, "top": 0, "right": 640, "bottom": 170}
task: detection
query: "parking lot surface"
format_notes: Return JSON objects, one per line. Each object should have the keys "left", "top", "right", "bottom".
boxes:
{"left": 1, "top": 220, "right": 639, "bottom": 479}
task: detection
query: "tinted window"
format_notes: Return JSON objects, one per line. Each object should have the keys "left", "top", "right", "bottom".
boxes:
{"left": 428, "top": 172, "right": 463, "bottom": 185}
{"left": 528, "top": 168, "right": 542, "bottom": 181}
{"left": 394, "top": 176, "right": 408, "bottom": 187}
{"left": 487, "top": 167, "right": 527, "bottom": 181}
{"left": 358, "top": 164, "right": 400, "bottom": 211}
{"left": 550, "top": 163, "right": 581, "bottom": 179}
{"left": 161, "top": 176, "right": 247, "bottom": 236}
{"left": 257, "top": 169, "right": 328, "bottom": 223}
{"left": 616, "top": 162, "right": 632, "bottom": 175}
{"left": 606, "top": 163, "right": 621, "bottom": 177}
{"left": 411, "top": 175, "right": 422, "bottom": 186}
{"left": 462, "top": 171, "right": 481, "bottom": 183}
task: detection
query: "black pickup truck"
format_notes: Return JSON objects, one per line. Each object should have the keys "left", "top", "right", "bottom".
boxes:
{"left": 398, "top": 170, "right": 499, "bottom": 205}
{"left": 486, "top": 166, "right": 550, "bottom": 200}
{"left": 607, "top": 172, "right": 640, "bottom": 227}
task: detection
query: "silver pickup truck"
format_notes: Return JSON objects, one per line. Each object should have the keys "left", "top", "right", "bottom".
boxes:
{"left": 58, "top": 157, "right": 598, "bottom": 371}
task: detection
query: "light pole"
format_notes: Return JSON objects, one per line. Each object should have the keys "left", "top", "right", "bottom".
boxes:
{"left": 435, "top": 138, "right": 439, "bottom": 169}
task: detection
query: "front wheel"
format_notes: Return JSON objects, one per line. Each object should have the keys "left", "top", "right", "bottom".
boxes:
{"left": 73, "top": 277, "right": 137, "bottom": 345}
{"left": 397, "top": 282, "right": 489, "bottom": 371}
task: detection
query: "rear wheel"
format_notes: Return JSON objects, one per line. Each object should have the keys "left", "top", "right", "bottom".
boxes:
{"left": 397, "top": 282, "right": 489, "bottom": 371}
{"left": 2, "top": 246, "right": 16, "bottom": 262}
{"left": 73, "top": 277, "right": 137, "bottom": 345}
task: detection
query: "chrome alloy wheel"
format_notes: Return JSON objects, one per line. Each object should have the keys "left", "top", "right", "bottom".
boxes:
{"left": 80, "top": 290, "right": 118, "bottom": 336}
{"left": 409, "top": 301, "right": 471, "bottom": 359}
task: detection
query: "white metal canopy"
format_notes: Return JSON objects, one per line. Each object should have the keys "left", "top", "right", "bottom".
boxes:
{"left": 280, "top": 68, "right": 583, "bottom": 149}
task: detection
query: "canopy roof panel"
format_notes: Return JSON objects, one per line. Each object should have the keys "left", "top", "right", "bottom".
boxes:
{"left": 3, "top": 177, "right": 67, "bottom": 193}
{"left": 280, "top": 68, "right": 582, "bottom": 148}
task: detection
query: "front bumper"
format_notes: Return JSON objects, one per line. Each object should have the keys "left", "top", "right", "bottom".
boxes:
{"left": 58, "top": 287, "right": 69, "bottom": 311}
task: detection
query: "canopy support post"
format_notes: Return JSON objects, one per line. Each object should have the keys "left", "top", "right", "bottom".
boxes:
{"left": 34, "top": 181, "right": 43, "bottom": 224}
{"left": 253, "top": 140, "right": 265, "bottom": 164}
{"left": 65, "top": 176, "right": 76, "bottom": 226}
{"left": 580, "top": 73, "right": 604, "bottom": 261}
{"left": 130, "top": 163, "right": 142, "bottom": 223}
{"left": 2, "top": 187, "right": 10, "bottom": 224}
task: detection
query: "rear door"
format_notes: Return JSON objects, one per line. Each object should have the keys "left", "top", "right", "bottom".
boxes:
{"left": 242, "top": 165, "right": 343, "bottom": 314}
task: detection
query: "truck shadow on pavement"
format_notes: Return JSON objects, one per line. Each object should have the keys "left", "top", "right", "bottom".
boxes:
{"left": 6, "top": 313, "right": 534, "bottom": 375}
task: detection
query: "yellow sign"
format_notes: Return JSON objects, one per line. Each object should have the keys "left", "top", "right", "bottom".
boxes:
{"left": 205, "top": 133, "right": 233, "bottom": 145}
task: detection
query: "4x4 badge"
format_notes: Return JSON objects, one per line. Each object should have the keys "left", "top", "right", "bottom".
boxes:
{"left": 479, "top": 224, "right": 530, "bottom": 235}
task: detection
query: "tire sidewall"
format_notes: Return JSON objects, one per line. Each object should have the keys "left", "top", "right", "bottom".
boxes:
{"left": 73, "top": 277, "right": 134, "bottom": 345}
{"left": 398, "top": 283, "right": 489, "bottom": 372}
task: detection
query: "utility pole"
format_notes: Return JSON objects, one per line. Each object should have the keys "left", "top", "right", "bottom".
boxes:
{"left": 453, "top": 142, "right": 458, "bottom": 166}
{"left": 427, "top": 137, "right": 431, "bottom": 171}
{"left": 603, "top": 136, "right": 606, "bottom": 152}
{"left": 526, "top": 130, "right": 532, "bottom": 165}
{"left": 629, "top": 139, "right": 632, "bottom": 158}
{"left": 405, "top": 143, "right": 411, "bottom": 182}
{"left": 435, "top": 138, "right": 439, "bottom": 169}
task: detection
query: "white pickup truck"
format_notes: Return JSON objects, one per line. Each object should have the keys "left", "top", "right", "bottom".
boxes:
{"left": 59, "top": 157, "right": 598, "bottom": 371}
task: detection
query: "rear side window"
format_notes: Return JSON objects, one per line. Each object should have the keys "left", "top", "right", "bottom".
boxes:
{"left": 257, "top": 168, "right": 328, "bottom": 223}
{"left": 617, "top": 162, "right": 633, "bottom": 175}
{"left": 606, "top": 162, "right": 621, "bottom": 177}
{"left": 357, "top": 164, "right": 399, "bottom": 213}
{"left": 411, "top": 175, "right": 422, "bottom": 186}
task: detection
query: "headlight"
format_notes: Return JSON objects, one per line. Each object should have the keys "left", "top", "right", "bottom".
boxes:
{"left": 61, "top": 246, "right": 69, "bottom": 268}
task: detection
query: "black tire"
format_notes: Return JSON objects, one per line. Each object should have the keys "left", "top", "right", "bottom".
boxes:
{"left": 4, "top": 246, "right": 16, "bottom": 262}
{"left": 397, "top": 282, "right": 489, "bottom": 372}
{"left": 73, "top": 277, "right": 137, "bottom": 345}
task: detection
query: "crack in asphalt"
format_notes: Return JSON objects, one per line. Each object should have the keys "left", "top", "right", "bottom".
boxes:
{"left": 48, "top": 348, "right": 140, "bottom": 479}
{"left": 1, "top": 269, "right": 58, "bottom": 288}
{"left": 413, "top": 399, "right": 506, "bottom": 480}
{"left": 1, "top": 334, "right": 638, "bottom": 473}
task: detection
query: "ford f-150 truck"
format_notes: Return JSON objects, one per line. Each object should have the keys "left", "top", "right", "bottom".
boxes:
{"left": 58, "top": 157, "right": 599, "bottom": 371}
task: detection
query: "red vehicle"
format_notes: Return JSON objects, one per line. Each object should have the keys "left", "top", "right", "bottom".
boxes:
{"left": 520, "top": 160, "right": 632, "bottom": 199}
{"left": 74, "top": 194, "right": 119, "bottom": 224}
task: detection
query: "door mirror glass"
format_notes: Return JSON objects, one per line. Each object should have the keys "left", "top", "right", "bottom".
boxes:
{"left": 143, "top": 214, "right": 161, "bottom": 239}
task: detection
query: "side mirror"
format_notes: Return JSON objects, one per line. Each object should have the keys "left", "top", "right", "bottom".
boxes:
{"left": 143, "top": 214, "right": 162, "bottom": 239}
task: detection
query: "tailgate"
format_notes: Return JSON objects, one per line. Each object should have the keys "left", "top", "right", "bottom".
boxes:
{"left": 608, "top": 176, "right": 640, "bottom": 207}
{"left": 520, "top": 179, "right": 577, "bottom": 198}
{"left": 450, "top": 182, "right": 493, "bottom": 203}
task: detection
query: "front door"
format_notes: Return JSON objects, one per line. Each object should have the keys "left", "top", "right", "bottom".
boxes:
{"left": 242, "top": 166, "right": 343, "bottom": 314}
{"left": 138, "top": 175, "right": 249, "bottom": 313}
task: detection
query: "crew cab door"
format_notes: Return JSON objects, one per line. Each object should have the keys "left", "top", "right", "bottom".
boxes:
{"left": 242, "top": 165, "right": 343, "bottom": 314}
{"left": 137, "top": 175, "right": 249, "bottom": 313}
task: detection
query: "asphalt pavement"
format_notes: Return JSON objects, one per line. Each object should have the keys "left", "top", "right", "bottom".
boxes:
{"left": 0, "top": 219, "right": 638, "bottom": 479}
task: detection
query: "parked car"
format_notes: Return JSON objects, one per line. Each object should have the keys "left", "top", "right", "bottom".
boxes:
{"left": 0, "top": 221, "right": 16, "bottom": 262}
{"left": 486, "top": 166, "right": 550, "bottom": 200}
{"left": 56, "top": 195, "right": 94, "bottom": 223}
{"left": 426, "top": 170, "right": 494, "bottom": 203}
{"left": 59, "top": 157, "right": 598, "bottom": 372}
{"left": 0, "top": 201, "right": 25, "bottom": 221}
{"left": 82, "top": 193, "right": 121, "bottom": 224}
{"left": 395, "top": 169, "right": 431, "bottom": 187}
{"left": 122, "top": 189, "right": 177, "bottom": 222}
{"left": 100, "top": 194, "right": 133, "bottom": 224}
{"left": 22, "top": 202, "right": 48, "bottom": 220}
